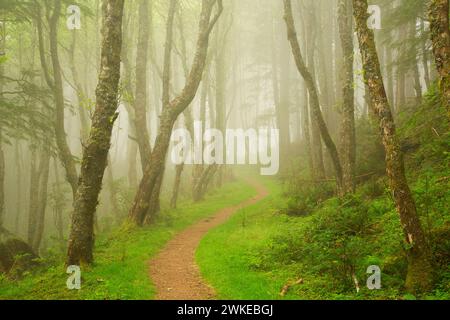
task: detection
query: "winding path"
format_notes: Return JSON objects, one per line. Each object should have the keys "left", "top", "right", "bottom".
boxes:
{"left": 149, "top": 180, "right": 269, "bottom": 300}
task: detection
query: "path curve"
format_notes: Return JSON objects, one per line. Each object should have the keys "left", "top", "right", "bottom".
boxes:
{"left": 149, "top": 179, "right": 269, "bottom": 300}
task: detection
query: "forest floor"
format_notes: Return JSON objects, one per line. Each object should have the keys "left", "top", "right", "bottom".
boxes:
{"left": 149, "top": 179, "right": 269, "bottom": 300}
{"left": 0, "top": 180, "right": 257, "bottom": 299}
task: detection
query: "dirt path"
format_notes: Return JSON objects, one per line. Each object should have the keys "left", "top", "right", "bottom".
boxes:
{"left": 149, "top": 180, "right": 269, "bottom": 300}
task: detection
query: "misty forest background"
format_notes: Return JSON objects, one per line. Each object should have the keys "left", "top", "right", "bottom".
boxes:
{"left": 0, "top": 0, "right": 449, "bottom": 300}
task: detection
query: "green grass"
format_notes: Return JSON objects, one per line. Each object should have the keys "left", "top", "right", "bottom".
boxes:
{"left": 197, "top": 174, "right": 450, "bottom": 300}
{"left": 0, "top": 180, "right": 256, "bottom": 300}
{"left": 196, "top": 177, "right": 295, "bottom": 299}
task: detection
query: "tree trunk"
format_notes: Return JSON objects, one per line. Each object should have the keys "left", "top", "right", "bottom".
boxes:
{"left": 421, "top": 20, "right": 431, "bottom": 91}
{"left": 353, "top": 0, "right": 433, "bottom": 293}
{"left": 31, "top": 148, "right": 51, "bottom": 252}
{"left": 0, "top": 227, "right": 38, "bottom": 275}
{"left": 129, "top": 0, "right": 223, "bottom": 226}
{"left": 66, "top": 0, "right": 124, "bottom": 266}
{"left": 53, "top": 159, "right": 65, "bottom": 250}
{"left": 0, "top": 65, "right": 4, "bottom": 228}
{"left": 277, "top": 25, "right": 291, "bottom": 173}
{"left": 170, "top": 164, "right": 184, "bottom": 209}
{"left": 338, "top": 0, "right": 356, "bottom": 194}
{"left": 106, "top": 156, "right": 119, "bottom": 216}
{"left": 215, "top": 21, "right": 227, "bottom": 185}
{"left": 410, "top": 22, "right": 423, "bottom": 105}
{"left": 0, "top": 130, "right": 4, "bottom": 228}
{"left": 302, "top": 6, "right": 326, "bottom": 180}
{"left": 27, "top": 149, "right": 39, "bottom": 245}
{"left": 48, "top": 0, "right": 78, "bottom": 199}
{"left": 121, "top": 8, "right": 138, "bottom": 189}
{"left": 14, "top": 141, "right": 22, "bottom": 234}
{"left": 134, "top": 0, "right": 152, "bottom": 170}
{"left": 429, "top": 0, "right": 450, "bottom": 115}
{"left": 395, "top": 25, "right": 407, "bottom": 114}
{"left": 193, "top": 164, "right": 218, "bottom": 202}
{"left": 69, "top": 31, "right": 90, "bottom": 144}
{"left": 283, "top": 0, "right": 343, "bottom": 190}
{"left": 302, "top": 82, "right": 314, "bottom": 179}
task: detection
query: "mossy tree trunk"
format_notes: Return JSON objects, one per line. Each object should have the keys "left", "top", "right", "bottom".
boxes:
{"left": 353, "top": 0, "right": 433, "bottom": 293}
{"left": 134, "top": 0, "right": 152, "bottom": 170}
{"left": 66, "top": 0, "right": 125, "bottom": 266}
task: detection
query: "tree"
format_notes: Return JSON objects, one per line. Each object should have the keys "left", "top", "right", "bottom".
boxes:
{"left": 35, "top": 1, "right": 78, "bottom": 199}
{"left": 338, "top": 0, "right": 356, "bottom": 194}
{"left": 353, "top": 0, "right": 433, "bottom": 293}
{"left": 283, "top": 0, "right": 343, "bottom": 191}
{"left": 129, "top": 0, "right": 223, "bottom": 226}
{"left": 0, "top": 66, "right": 4, "bottom": 228}
{"left": 66, "top": 0, "right": 125, "bottom": 266}
{"left": 134, "top": 0, "right": 152, "bottom": 170}
{"left": 429, "top": 0, "right": 450, "bottom": 115}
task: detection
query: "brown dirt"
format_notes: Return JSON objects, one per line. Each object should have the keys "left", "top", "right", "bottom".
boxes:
{"left": 149, "top": 180, "right": 269, "bottom": 300}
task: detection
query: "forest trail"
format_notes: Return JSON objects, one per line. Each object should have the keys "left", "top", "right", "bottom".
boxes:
{"left": 149, "top": 179, "right": 269, "bottom": 300}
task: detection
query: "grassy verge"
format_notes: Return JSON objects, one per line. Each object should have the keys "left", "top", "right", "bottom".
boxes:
{"left": 196, "top": 177, "right": 293, "bottom": 299}
{"left": 197, "top": 174, "right": 450, "bottom": 300}
{"left": 0, "top": 180, "right": 256, "bottom": 300}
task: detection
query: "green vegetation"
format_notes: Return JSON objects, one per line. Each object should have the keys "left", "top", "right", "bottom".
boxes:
{"left": 0, "top": 181, "right": 255, "bottom": 300}
{"left": 197, "top": 89, "right": 450, "bottom": 300}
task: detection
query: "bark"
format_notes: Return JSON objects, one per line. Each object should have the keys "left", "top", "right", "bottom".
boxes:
{"left": 429, "top": 0, "right": 450, "bottom": 115}
{"left": 283, "top": 0, "right": 343, "bottom": 190}
{"left": 48, "top": 0, "right": 78, "bottom": 199}
{"left": 66, "top": 0, "right": 124, "bottom": 266}
{"left": 134, "top": 0, "right": 152, "bottom": 170}
{"left": 27, "top": 149, "right": 39, "bottom": 245}
{"left": 338, "top": 0, "right": 356, "bottom": 194}
{"left": 129, "top": 0, "right": 223, "bottom": 226}
{"left": 106, "top": 156, "right": 119, "bottom": 216}
{"left": 353, "top": 0, "right": 433, "bottom": 293}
